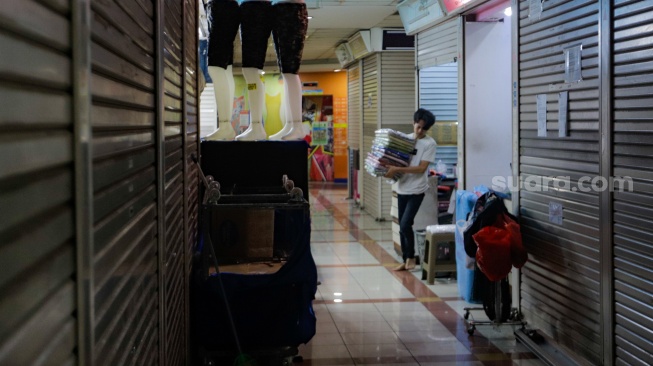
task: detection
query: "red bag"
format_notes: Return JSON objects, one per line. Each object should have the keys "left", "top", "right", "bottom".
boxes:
{"left": 473, "top": 225, "right": 512, "bottom": 281}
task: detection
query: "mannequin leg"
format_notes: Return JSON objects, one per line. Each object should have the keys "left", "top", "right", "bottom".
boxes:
{"left": 281, "top": 73, "right": 306, "bottom": 140}
{"left": 272, "top": 2, "right": 308, "bottom": 140}
{"left": 205, "top": 65, "right": 236, "bottom": 140}
{"left": 206, "top": 0, "right": 240, "bottom": 140}
{"left": 269, "top": 81, "right": 293, "bottom": 140}
{"left": 235, "top": 67, "right": 267, "bottom": 141}
{"left": 237, "top": 0, "right": 273, "bottom": 141}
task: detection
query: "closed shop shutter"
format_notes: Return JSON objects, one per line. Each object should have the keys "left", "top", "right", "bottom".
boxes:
{"left": 0, "top": 1, "right": 198, "bottom": 364}
{"left": 380, "top": 51, "right": 416, "bottom": 219}
{"left": 90, "top": 0, "right": 160, "bottom": 364}
{"left": 416, "top": 19, "right": 458, "bottom": 69}
{"left": 362, "top": 54, "right": 381, "bottom": 219}
{"left": 612, "top": 1, "right": 653, "bottom": 364}
{"left": 348, "top": 64, "right": 361, "bottom": 150}
{"left": 418, "top": 63, "right": 458, "bottom": 168}
{"left": 419, "top": 63, "right": 458, "bottom": 122}
{"left": 516, "top": 0, "right": 602, "bottom": 364}
{"left": 0, "top": 1, "right": 77, "bottom": 364}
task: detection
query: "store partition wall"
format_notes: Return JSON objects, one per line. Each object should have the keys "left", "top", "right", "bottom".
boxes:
{"left": 514, "top": 0, "right": 653, "bottom": 364}
{"left": 0, "top": 0, "right": 199, "bottom": 364}
{"left": 360, "top": 51, "right": 416, "bottom": 220}
{"left": 463, "top": 18, "right": 512, "bottom": 190}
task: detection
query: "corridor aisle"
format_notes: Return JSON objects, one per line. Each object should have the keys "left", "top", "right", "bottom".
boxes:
{"left": 300, "top": 183, "right": 544, "bottom": 366}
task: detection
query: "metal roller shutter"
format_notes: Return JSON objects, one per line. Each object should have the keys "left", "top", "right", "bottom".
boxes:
{"left": 1, "top": 0, "right": 199, "bottom": 364}
{"left": 419, "top": 64, "right": 458, "bottom": 122}
{"left": 0, "top": 1, "right": 77, "bottom": 364}
{"left": 416, "top": 19, "right": 458, "bottom": 69}
{"left": 380, "top": 51, "right": 415, "bottom": 220}
{"left": 362, "top": 54, "right": 381, "bottom": 219}
{"left": 348, "top": 64, "right": 361, "bottom": 150}
{"left": 184, "top": 2, "right": 199, "bottom": 364}
{"left": 90, "top": 0, "right": 159, "bottom": 364}
{"left": 516, "top": 0, "right": 602, "bottom": 364}
{"left": 612, "top": 1, "right": 653, "bottom": 365}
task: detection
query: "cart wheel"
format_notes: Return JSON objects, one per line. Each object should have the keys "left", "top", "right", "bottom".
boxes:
{"left": 281, "top": 356, "right": 294, "bottom": 366}
{"left": 467, "top": 325, "right": 475, "bottom": 335}
{"left": 464, "top": 311, "right": 470, "bottom": 320}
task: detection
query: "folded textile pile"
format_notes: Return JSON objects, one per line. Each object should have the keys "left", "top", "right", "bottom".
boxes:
{"left": 364, "top": 129, "right": 416, "bottom": 182}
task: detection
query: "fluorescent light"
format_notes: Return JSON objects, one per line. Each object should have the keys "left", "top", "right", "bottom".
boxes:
{"left": 308, "top": 16, "right": 313, "bottom": 19}
{"left": 334, "top": 292, "right": 342, "bottom": 296}
{"left": 333, "top": 299, "right": 343, "bottom": 303}
{"left": 504, "top": 7, "right": 512, "bottom": 16}
{"left": 334, "top": 69, "right": 341, "bottom": 72}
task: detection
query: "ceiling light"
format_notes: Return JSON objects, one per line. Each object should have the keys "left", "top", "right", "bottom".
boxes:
{"left": 334, "top": 69, "right": 341, "bottom": 72}
{"left": 307, "top": 16, "right": 313, "bottom": 19}
{"left": 504, "top": 7, "right": 512, "bottom": 16}
{"left": 260, "top": 70, "right": 266, "bottom": 75}
{"left": 333, "top": 299, "right": 343, "bottom": 303}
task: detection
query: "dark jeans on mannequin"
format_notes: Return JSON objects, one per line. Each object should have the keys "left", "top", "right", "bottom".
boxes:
{"left": 397, "top": 193, "right": 425, "bottom": 261}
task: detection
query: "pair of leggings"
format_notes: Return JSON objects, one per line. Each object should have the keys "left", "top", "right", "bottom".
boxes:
{"left": 207, "top": 0, "right": 240, "bottom": 69}
{"left": 240, "top": 2, "right": 308, "bottom": 73}
{"left": 397, "top": 193, "right": 425, "bottom": 261}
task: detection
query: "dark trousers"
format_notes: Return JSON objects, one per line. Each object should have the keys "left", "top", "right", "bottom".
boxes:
{"left": 397, "top": 193, "right": 425, "bottom": 261}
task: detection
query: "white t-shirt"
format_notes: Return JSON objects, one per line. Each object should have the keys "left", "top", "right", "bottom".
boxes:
{"left": 395, "top": 133, "right": 437, "bottom": 195}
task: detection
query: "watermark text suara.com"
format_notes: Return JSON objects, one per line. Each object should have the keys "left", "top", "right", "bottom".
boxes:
{"left": 492, "top": 175, "right": 634, "bottom": 193}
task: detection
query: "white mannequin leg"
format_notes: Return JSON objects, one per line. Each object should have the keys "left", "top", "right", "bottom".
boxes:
{"left": 281, "top": 73, "right": 306, "bottom": 140}
{"left": 269, "top": 81, "right": 293, "bottom": 140}
{"left": 236, "top": 67, "right": 268, "bottom": 141}
{"left": 206, "top": 66, "right": 236, "bottom": 140}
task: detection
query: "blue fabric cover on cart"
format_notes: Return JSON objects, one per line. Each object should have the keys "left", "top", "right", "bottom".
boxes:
{"left": 191, "top": 204, "right": 317, "bottom": 351}
{"left": 455, "top": 186, "right": 488, "bottom": 303}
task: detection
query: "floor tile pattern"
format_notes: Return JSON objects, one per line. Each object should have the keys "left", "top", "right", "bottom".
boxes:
{"left": 298, "top": 183, "right": 543, "bottom": 366}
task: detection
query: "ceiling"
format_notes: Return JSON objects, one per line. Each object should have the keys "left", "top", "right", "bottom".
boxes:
{"left": 229, "top": 0, "right": 405, "bottom": 73}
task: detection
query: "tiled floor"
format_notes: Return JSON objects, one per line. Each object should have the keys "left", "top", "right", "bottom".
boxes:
{"left": 299, "top": 183, "right": 544, "bottom": 366}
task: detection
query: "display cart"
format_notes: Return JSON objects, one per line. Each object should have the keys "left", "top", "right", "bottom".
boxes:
{"left": 190, "top": 156, "right": 317, "bottom": 366}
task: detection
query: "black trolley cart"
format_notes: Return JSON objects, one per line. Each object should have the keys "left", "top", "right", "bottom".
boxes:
{"left": 190, "top": 155, "right": 317, "bottom": 365}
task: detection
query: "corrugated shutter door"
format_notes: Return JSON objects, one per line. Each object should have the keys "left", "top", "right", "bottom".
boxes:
{"left": 612, "top": 1, "right": 653, "bottom": 365}
{"left": 348, "top": 65, "right": 361, "bottom": 150}
{"left": 416, "top": 19, "right": 458, "bottom": 69}
{"left": 184, "top": 0, "right": 199, "bottom": 278}
{"left": 0, "top": 1, "right": 77, "bottom": 364}
{"left": 163, "top": 0, "right": 187, "bottom": 364}
{"left": 362, "top": 54, "right": 381, "bottom": 219}
{"left": 380, "top": 51, "right": 415, "bottom": 219}
{"left": 90, "top": 0, "right": 159, "bottom": 364}
{"left": 419, "top": 63, "right": 458, "bottom": 168}
{"left": 517, "top": 0, "right": 602, "bottom": 364}
{"left": 419, "top": 63, "right": 458, "bottom": 121}
{"left": 200, "top": 84, "right": 218, "bottom": 137}
{"left": 184, "top": 1, "right": 200, "bottom": 359}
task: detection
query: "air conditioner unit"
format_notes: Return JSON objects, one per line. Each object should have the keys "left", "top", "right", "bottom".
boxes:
{"left": 370, "top": 28, "right": 414, "bottom": 51}
{"left": 335, "top": 43, "right": 355, "bottom": 67}
{"left": 347, "top": 30, "right": 372, "bottom": 60}
{"left": 396, "top": 0, "right": 445, "bottom": 35}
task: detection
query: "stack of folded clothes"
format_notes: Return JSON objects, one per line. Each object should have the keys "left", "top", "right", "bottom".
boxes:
{"left": 364, "top": 129, "right": 416, "bottom": 182}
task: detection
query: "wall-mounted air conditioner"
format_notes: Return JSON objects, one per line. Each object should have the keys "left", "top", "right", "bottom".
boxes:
{"left": 347, "top": 30, "right": 372, "bottom": 60}
{"left": 335, "top": 43, "right": 355, "bottom": 67}
{"left": 396, "top": 0, "right": 445, "bottom": 35}
{"left": 370, "top": 28, "right": 414, "bottom": 51}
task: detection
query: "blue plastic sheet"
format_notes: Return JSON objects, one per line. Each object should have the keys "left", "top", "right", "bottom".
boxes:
{"left": 454, "top": 186, "right": 488, "bottom": 303}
